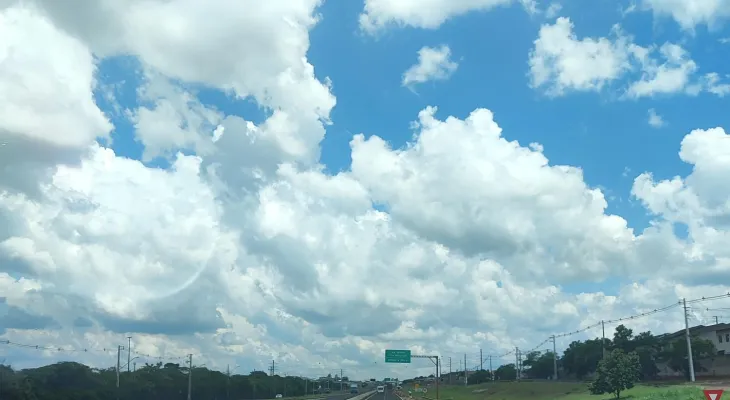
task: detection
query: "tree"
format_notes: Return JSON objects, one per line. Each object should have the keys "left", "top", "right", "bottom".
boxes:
{"left": 631, "top": 331, "right": 660, "bottom": 380}
{"left": 562, "top": 339, "right": 606, "bottom": 379}
{"left": 522, "top": 351, "right": 556, "bottom": 379}
{"left": 468, "top": 369, "right": 492, "bottom": 384}
{"left": 0, "top": 361, "right": 315, "bottom": 400}
{"left": 494, "top": 364, "right": 516, "bottom": 380}
{"left": 612, "top": 325, "right": 634, "bottom": 352}
{"left": 661, "top": 336, "right": 716, "bottom": 379}
{"left": 589, "top": 349, "right": 641, "bottom": 399}
{"left": 610, "top": 325, "right": 660, "bottom": 380}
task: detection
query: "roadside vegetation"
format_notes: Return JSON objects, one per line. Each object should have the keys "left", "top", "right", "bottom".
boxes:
{"left": 0, "top": 362, "right": 343, "bottom": 400}
{"left": 0, "top": 323, "right": 720, "bottom": 399}
{"left": 406, "top": 324, "right": 716, "bottom": 387}
{"left": 401, "top": 324, "right": 718, "bottom": 400}
{"left": 408, "top": 381, "right": 705, "bottom": 400}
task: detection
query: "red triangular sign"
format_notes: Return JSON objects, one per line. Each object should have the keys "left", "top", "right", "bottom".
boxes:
{"left": 704, "top": 389, "right": 724, "bottom": 400}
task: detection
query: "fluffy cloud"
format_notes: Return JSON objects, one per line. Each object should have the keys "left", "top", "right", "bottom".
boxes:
{"left": 2, "top": 0, "right": 730, "bottom": 383}
{"left": 402, "top": 45, "right": 459, "bottom": 87}
{"left": 360, "top": 0, "right": 515, "bottom": 32}
{"left": 641, "top": 0, "right": 730, "bottom": 31}
{"left": 528, "top": 17, "right": 729, "bottom": 98}
{"left": 0, "top": 5, "right": 112, "bottom": 195}
{"left": 648, "top": 108, "right": 666, "bottom": 128}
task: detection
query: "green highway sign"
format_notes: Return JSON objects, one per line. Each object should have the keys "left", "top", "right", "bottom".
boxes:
{"left": 385, "top": 349, "right": 411, "bottom": 363}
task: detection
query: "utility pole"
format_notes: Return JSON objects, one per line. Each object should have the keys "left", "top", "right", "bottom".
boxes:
{"left": 714, "top": 316, "right": 720, "bottom": 324}
{"left": 601, "top": 321, "right": 606, "bottom": 359}
{"left": 480, "top": 349, "right": 483, "bottom": 371}
{"left": 436, "top": 357, "right": 440, "bottom": 400}
{"left": 127, "top": 336, "right": 132, "bottom": 373}
{"left": 340, "top": 369, "right": 343, "bottom": 391}
{"left": 187, "top": 354, "right": 193, "bottom": 400}
{"left": 463, "top": 354, "right": 467, "bottom": 386}
{"left": 271, "top": 360, "right": 275, "bottom": 376}
{"left": 515, "top": 348, "right": 520, "bottom": 381}
{"left": 683, "top": 298, "right": 696, "bottom": 382}
{"left": 227, "top": 364, "right": 231, "bottom": 400}
{"left": 489, "top": 356, "right": 493, "bottom": 380}
{"left": 551, "top": 336, "right": 558, "bottom": 380}
{"left": 116, "top": 345, "right": 124, "bottom": 400}
{"left": 448, "top": 357, "right": 452, "bottom": 384}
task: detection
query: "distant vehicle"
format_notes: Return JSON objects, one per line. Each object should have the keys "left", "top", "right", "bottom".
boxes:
{"left": 325, "top": 388, "right": 331, "bottom": 394}
{"left": 276, "top": 395, "right": 283, "bottom": 398}
{"left": 361, "top": 382, "right": 368, "bottom": 387}
{"left": 396, "top": 386, "right": 402, "bottom": 390}
{"left": 350, "top": 384, "right": 359, "bottom": 394}
{"left": 377, "top": 386, "right": 385, "bottom": 393}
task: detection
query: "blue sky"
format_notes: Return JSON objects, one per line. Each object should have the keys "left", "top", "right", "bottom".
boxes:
{"left": 92, "top": 0, "right": 729, "bottom": 296}
{"left": 99, "top": 0, "right": 729, "bottom": 227}
{"left": 3, "top": 0, "right": 730, "bottom": 377}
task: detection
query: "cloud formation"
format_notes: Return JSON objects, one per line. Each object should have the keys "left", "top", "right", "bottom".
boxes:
{"left": 1, "top": 0, "right": 730, "bottom": 382}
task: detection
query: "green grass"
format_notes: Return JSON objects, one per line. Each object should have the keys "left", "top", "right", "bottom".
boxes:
{"left": 404, "top": 381, "right": 707, "bottom": 400}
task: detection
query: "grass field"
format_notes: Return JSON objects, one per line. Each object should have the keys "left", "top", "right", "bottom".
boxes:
{"left": 406, "top": 381, "right": 707, "bottom": 400}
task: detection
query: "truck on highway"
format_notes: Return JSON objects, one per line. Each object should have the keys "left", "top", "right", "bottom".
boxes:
{"left": 350, "top": 384, "right": 359, "bottom": 394}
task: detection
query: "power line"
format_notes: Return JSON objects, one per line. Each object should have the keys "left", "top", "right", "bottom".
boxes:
{"left": 476, "top": 292, "right": 730, "bottom": 367}
{"left": 4, "top": 293, "right": 730, "bottom": 379}
{"left": 0, "top": 339, "right": 187, "bottom": 361}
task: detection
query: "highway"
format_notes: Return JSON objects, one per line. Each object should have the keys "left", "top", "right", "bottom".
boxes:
{"left": 323, "top": 392, "right": 365, "bottom": 400}
{"left": 373, "top": 389, "right": 397, "bottom": 400}
{"left": 296, "top": 388, "right": 379, "bottom": 400}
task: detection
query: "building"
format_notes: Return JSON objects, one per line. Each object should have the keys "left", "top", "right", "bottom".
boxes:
{"left": 655, "top": 323, "right": 730, "bottom": 377}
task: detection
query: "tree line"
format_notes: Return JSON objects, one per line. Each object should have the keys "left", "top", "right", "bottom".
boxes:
{"left": 458, "top": 324, "right": 716, "bottom": 384}
{"left": 0, "top": 324, "right": 718, "bottom": 399}
{"left": 0, "top": 360, "right": 344, "bottom": 400}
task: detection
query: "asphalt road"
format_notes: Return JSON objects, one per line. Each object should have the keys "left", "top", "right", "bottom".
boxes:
{"left": 324, "top": 392, "right": 358, "bottom": 400}
{"left": 326, "top": 387, "right": 387, "bottom": 400}
{"left": 371, "top": 389, "right": 396, "bottom": 400}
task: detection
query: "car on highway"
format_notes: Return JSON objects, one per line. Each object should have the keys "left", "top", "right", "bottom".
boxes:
{"left": 275, "top": 395, "right": 283, "bottom": 398}
{"left": 376, "top": 386, "right": 385, "bottom": 393}
{"left": 324, "top": 388, "right": 331, "bottom": 394}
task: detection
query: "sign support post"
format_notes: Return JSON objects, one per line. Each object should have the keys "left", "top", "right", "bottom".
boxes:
{"left": 385, "top": 350, "right": 439, "bottom": 400}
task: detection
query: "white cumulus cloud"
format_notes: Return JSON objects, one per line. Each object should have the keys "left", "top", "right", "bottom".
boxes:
{"left": 402, "top": 45, "right": 459, "bottom": 87}
{"left": 1, "top": 0, "right": 730, "bottom": 383}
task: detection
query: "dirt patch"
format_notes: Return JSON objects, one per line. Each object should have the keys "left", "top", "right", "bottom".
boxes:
{"left": 695, "top": 380, "right": 730, "bottom": 391}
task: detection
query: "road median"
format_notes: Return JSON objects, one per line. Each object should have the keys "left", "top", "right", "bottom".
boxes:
{"left": 346, "top": 390, "right": 376, "bottom": 400}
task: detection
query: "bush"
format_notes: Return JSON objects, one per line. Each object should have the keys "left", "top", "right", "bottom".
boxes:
{"left": 589, "top": 349, "right": 641, "bottom": 399}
